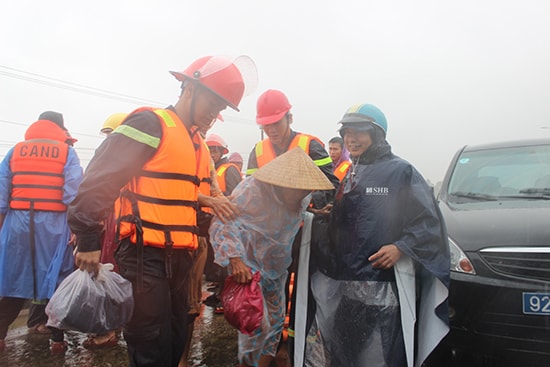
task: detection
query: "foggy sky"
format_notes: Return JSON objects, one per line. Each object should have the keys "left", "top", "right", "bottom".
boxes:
{"left": 1, "top": 0, "right": 550, "bottom": 183}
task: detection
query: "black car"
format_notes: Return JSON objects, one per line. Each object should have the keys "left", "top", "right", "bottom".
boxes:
{"left": 435, "top": 138, "right": 550, "bottom": 365}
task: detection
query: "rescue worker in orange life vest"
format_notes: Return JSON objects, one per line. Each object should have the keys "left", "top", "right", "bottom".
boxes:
{"left": 246, "top": 89, "right": 339, "bottom": 214}
{"left": 206, "top": 134, "right": 242, "bottom": 196}
{"left": 68, "top": 55, "right": 258, "bottom": 367}
{"left": 328, "top": 136, "right": 351, "bottom": 182}
{"left": 0, "top": 111, "right": 83, "bottom": 355}
{"left": 245, "top": 89, "right": 338, "bottom": 363}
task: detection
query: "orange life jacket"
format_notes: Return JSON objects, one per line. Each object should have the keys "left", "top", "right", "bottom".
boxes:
{"left": 216, "top": 162, "right": 241, "bottom": 194}
{"left": 255, "top": 133, "right": 322, "bottom": 168}
{"left": 9, "top": 120, "right": 69, "bottom": 212}
{"left": 116, "top": 108, "right": 210, "bottom": 250}
{"left": 333, "top": 160, "right": 351, "bottom": 182}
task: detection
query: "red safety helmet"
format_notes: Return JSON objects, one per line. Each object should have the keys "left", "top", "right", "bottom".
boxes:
{"left": 256, "top": 89, "right": 292, "bottom": 125}
{"left": 205, "top": 133, "right": 229, "bottom": 155}
{"left": 170, "top": 55, "right": 257, "bottom": 112}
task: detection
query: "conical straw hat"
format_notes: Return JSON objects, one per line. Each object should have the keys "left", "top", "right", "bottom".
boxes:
{"left": 252, "top": 147, "right": 335, "bottom": 190}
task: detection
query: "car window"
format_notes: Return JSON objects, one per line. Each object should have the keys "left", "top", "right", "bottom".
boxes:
{"left": 448, "top": 144, "right": 550, "bottom": 198}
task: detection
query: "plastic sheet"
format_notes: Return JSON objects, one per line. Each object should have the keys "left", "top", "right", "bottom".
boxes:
{"left": 46, "top": 263, "right": 133, "bottom": 333}
{"left": 307, "top": 271, "right": 405, "bottom": 367}
{"left": 304, "top": 319, "right": 330, "bottom": 367}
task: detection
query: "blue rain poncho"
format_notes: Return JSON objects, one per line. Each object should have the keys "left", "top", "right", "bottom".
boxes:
{"left": 209, "top": 177, "right": 309, "bottom": 365}
{"left": 307, "top": 142, "right": 450, "bottom": 367}
{"left": 0, "top": 147, "right": 82, "bottom": 300}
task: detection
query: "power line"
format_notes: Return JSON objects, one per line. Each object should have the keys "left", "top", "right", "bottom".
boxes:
{"left": 221, "top": 114, "right": 259, "bottom": 126}
{"left": 0, "top": 65, "right": 167, "bottom": 106}
{"left": 0, "top": 119, "right": 27, "bottom": 127}
{"left": 0, "top": 64, "right": 258, "bottom": 125}
{"left": 0, "top": 119, "right": 104, "bottom": 140}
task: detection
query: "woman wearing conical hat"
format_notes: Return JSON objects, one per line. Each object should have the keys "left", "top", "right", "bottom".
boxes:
{"left": 209, "top": 147, "right": 333, "bottom": 367}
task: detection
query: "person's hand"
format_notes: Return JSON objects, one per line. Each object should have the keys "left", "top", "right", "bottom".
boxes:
{"left": 68, "top": 233, "right": 76, "bottom": 246}
{"left": 229, "top": 257, "right": 252, "bottom": 283}
{"left": 369, "top": 244, "right": 402, "bottom": 270}
{"left": 208, "top": 196, "right": 239, "bottom": 223}
{"left": 75, "top": 250, "right": 101, "bottom": 273}
{"left": 308, "top": 203, "right": 333, "bottom": 216}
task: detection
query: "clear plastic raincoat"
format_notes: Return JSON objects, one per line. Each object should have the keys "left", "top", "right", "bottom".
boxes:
{"left": 209, "top": 177, "right": 309, "bottom": 366}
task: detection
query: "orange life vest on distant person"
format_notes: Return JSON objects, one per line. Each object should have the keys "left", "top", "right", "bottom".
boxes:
{"left": 9, "top": 120, "right": 69, "bottom": 212}
{"left": 333, "top": 161, "right": 351, "bottom": 182}
{"left": 255, "top": 133, "right": 322, "bottom": 168}
{"left": 216, "top": 162, "right": 240, "bottom": 194}
{"left": 116, "top": 108, "right": 210, "bottom": 250}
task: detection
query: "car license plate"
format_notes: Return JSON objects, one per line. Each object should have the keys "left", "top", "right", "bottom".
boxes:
{"left": 523, "top": 292, "right": 550, "bottom": 315}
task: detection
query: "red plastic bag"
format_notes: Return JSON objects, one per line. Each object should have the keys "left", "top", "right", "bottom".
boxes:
{"left": 221, "top": 271, "right": 263, "bottom": 335}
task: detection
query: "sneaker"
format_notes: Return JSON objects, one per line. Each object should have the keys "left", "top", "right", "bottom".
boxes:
{"left": 0, "top": 339, "right": 5, "bottom": 352}
{"left": 50, "top": 340, "right": 68, "bottom": 355}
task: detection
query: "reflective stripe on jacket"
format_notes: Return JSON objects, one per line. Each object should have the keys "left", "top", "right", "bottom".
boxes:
{"left": 333, "top": 160, "right": 351, "bottom": 182}
{"left": 116, "top": 108, "right": 209, "bottom": 250}
{"left": 10, "top": 121, "right": 69, "bottom": 212}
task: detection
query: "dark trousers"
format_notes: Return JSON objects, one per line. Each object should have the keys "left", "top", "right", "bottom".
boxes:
{"left": 0, "top": 297, "right": 26, "bottom": 339}
{"left": 115, "top": 238, "right": 193, "bottom": 367}
{"left": 0, "top": 297, "right": 63, "bottom": 341}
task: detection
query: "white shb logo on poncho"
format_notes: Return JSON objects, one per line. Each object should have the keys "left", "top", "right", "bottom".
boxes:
{"left": 365, "top": 187, "right": 389, "bottom": 195}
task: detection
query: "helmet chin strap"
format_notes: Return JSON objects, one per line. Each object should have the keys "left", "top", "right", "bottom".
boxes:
{"left": 189, "top": 83, "right": 199, "bottom": 138}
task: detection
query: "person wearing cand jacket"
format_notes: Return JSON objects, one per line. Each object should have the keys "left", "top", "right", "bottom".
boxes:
{"left": 0, "top": 111, "right": 83, "bottom": 355}
{"left": 306, "top": 104, "right": 450, "bottom": 367}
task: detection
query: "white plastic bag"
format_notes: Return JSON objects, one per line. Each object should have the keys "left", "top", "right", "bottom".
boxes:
{"left": 46, "top": 263, "right": 133, "bottom": 333}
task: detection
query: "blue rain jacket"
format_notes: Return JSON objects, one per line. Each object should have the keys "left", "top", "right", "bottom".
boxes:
{"left": 0, "top": 147, "right": 83, "bottom": 300}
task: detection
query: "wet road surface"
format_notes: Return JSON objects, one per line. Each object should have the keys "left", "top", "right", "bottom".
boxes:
{"left": 1, "top": 291, "right": 539, "bottom": 367}
{"left": 0, "top": 289, "right": 239, "bottom": 367}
